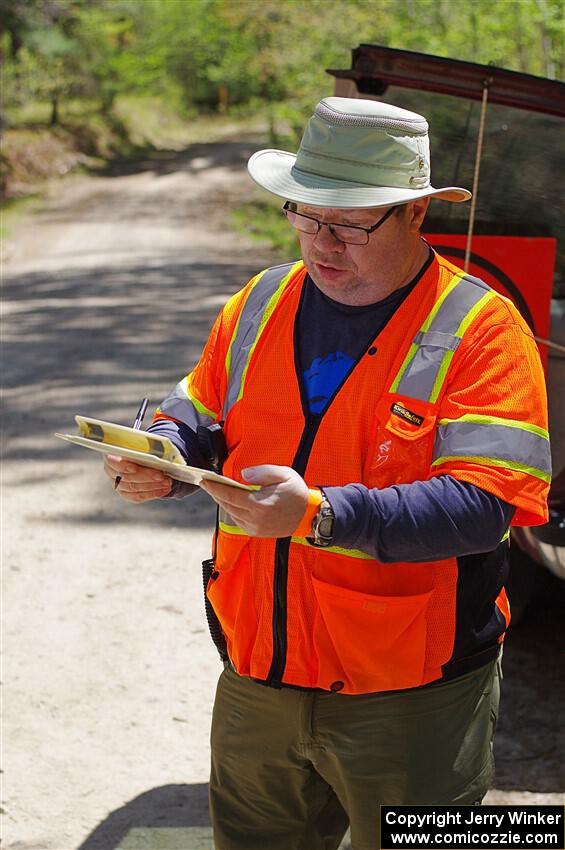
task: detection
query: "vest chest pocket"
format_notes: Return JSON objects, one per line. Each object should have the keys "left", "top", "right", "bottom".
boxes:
{"left": 365, "top": 395, "right": 437, "bottom": 488}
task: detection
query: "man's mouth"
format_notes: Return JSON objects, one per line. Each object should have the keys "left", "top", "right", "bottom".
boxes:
{"left": 313, "top": 261, "right": 349, "bottom": 279}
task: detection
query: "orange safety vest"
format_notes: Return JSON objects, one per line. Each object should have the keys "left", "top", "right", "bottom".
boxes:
{"left": 157, "top": 255, "right": 550, "bottom": 694}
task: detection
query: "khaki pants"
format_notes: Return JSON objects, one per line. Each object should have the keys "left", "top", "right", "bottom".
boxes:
{"left": 210, "top": 657, "right": 501, "bottom": 850}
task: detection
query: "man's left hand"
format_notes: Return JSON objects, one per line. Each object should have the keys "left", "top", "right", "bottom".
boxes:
{"left": 200, "top": 465, "right": 309, "bottom": 538}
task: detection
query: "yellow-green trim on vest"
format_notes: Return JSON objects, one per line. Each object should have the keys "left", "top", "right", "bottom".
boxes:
{"left": 224, "top": 268, "right": 268, "bottom": 387}
{"left": 223, "top": 261, "right": 303, "bottom": 419}
{"left": 428, "top": 291, "right": 496, "bottom": 404}
{"left": 219, "top": 521, "right": 249, "bottom": 536}
{"left": 157, "top": 372, "right": 219, "bottom": 429}
{"left": 290, "top": 536, "right": 374, "bottom": 560}
{"left": 431, "top": 454, "right": 552, "bottom": 484}
{"left": 389, "top": 272, "right": 463, "bottom": 395}
{"left": 389, "top": 273, "right": 497, "bottom": 404}
{"left": 438, "top": 414, "right": 549, "bottom": 441}
{"left": 236, "top": 263, "right": 301, "bottom": 405}
{"left": 184, "top": 375, "right": 219, "bottom": 419}
{"left": 433, "top": 417, "right": 551, "bottom": 479}
{"left": 217, "top": 525, "right": 375, "bottom": 561}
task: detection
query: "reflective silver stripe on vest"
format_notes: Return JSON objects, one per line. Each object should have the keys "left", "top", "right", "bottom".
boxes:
{"left": 433, "top": 419, "right": 552, "bottom": 480}
{"left": 158, "top": 374, "right": 216, "bottom": 430}
{"left": 219, "top": 506, "right": 241, "bottom": 532}
{"left": 414, "top": 330, "right": 461, "bottom": 351}
{"left": 223, "top": 262, "right": 296, "bottom": 419}
{"left": 392, "top": 273, "right": 493, "bottom": 402}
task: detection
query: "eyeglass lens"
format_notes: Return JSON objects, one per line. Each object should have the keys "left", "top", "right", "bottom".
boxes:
{"left": 284, "top": 209, "right": 370, "bottom": 245}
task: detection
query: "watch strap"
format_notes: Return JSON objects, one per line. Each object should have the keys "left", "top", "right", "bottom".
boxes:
{"left": 293, "top": 488, "right": 324, "bottom": 537}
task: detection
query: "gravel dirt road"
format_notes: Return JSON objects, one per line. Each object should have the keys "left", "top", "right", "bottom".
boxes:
{"left": 2, "top": 140, "right": 563, "bottom": 850}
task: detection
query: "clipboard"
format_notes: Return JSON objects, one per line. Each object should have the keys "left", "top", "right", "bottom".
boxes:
{"left": 55, "top": 415, "right": 257, "bottom": 491}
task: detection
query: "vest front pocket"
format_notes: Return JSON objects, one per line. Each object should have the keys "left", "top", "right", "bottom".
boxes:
{"left": 311, "top": 575, "right": 433, "bottom": 693}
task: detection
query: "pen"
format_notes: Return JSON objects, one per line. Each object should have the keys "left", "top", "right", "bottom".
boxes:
{"left": 114, "top": 397, "right": 149, "bottom": 490}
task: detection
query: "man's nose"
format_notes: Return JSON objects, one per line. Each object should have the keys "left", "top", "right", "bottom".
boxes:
{"left": 312, "top": 224, "right": 346, "bottom": 251}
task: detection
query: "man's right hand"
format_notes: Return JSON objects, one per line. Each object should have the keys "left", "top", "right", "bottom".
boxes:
{"left": 103, "top": 455, "right": 173, "bottom": 502}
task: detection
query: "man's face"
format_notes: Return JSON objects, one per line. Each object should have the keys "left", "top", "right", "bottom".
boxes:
{"left": 295, "top": 199, "right": 429, "bottom": 305}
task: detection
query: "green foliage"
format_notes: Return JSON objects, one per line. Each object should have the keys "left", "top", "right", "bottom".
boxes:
{"left": 1, "top": 0, "right": 563, "bottom": 133}
{"left": 231, "top": 198, "right": 300, "bottom": 257}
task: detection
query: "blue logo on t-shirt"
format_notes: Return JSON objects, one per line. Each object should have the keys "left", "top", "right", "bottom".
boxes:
{"left": 303, "top": 352, "right": 355, "bottom": 414}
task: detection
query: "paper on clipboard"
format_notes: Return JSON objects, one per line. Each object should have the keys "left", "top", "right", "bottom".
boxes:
{"left": 55, "top": 415, "right": 257, "bottom": 491}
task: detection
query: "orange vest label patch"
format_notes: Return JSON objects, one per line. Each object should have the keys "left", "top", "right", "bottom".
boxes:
{"left": 390, "top": 402, "right": 424, "bottom": 427}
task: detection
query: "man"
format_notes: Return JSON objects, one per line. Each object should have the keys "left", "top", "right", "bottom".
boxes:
{"left": 104, "top": 98, "right": 550, "bottom": 850}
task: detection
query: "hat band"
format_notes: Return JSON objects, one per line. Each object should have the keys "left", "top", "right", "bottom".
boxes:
{"left": 294, "top": 147, "right": 430, "bottom": 189}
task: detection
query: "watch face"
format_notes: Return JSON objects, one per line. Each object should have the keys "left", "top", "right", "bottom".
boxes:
{"left": 312, "top": 498, "right": 335, "bottom": 546}
{"left": 318, "top": 516, "right": 334, "bottom": 539}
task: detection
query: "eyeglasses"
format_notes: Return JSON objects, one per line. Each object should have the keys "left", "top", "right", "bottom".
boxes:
{"left": 282, "top": 201, "right": 399, "bottom": 246}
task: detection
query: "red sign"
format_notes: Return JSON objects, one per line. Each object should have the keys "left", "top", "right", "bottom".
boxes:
{"left": 424, "top": 235, "right": 556, "bottom": 370}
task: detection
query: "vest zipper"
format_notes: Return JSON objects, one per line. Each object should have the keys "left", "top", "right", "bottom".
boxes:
{"left": 266, "top": 412, "right": 322, "bottom": 687}
{"left": 266, "top": 281, "right": 324, "bottom": 687}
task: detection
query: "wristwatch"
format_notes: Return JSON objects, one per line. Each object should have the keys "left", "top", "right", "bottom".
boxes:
{"left": 310, "top": 497, "right": 335, "bottom": 547}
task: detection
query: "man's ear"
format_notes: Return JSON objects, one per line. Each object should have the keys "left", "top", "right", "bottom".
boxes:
{"left": 408, "top": 197, "right": 431, "bottom": 232}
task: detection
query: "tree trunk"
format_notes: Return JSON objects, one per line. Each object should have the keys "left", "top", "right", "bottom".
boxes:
{"left": 50, "top": 96, "right": 59, "bottom": 126}
{"left": 217, "top": 84, "right": 229, "bottom": 113}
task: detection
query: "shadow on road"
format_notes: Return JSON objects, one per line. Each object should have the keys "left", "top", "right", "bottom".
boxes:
{"left": 76, "top": 782, "right": 353, "bottom": 850}
{"left": 89, "top": 140, "right": 267, "bottom": 182}
{"left": 4, "top": 258, "right": 269, "bottom": 528}
{"left": 3, "top": 258, "right": 259, "bottom": 454}
{"left": 76, "top": 783, "right": 212, "bottom": 850}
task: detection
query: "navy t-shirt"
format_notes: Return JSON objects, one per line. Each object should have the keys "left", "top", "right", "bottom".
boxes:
{"left": 298, "top": 263, "right": 427, "bottom": 414}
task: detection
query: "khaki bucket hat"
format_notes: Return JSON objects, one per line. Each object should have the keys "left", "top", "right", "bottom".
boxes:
{"left": 248, "top": 97, "right": 471, "bottom": 208}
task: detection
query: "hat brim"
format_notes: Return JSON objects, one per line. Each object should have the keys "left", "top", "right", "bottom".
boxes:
{"left": 248, "top": 149, "right": 471, "bottom": 208}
